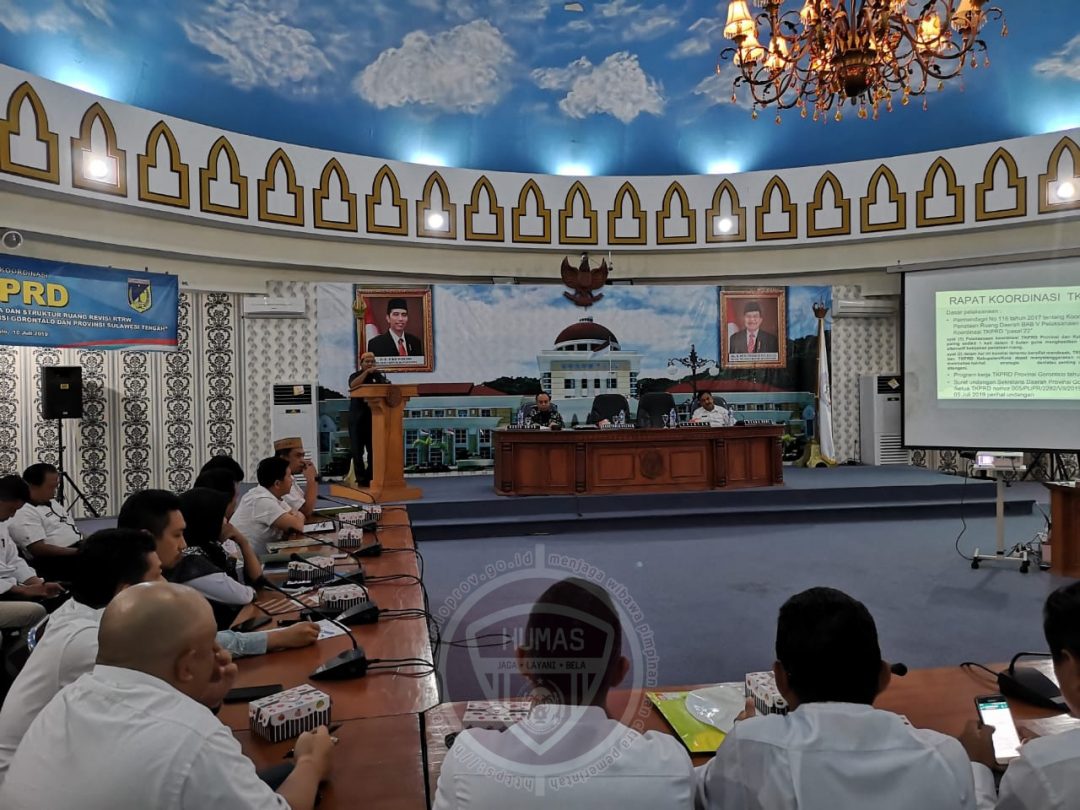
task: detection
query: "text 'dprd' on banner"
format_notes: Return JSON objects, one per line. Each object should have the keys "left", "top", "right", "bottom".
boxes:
{"left": 0, "top": 255, "right": 178, "bottom": 350}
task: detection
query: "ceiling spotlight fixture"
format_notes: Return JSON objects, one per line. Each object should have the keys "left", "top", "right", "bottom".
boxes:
{"left": 1056, "top": 180, "right": 1077, "bottom": 201}
{"left": 719, "top": 1, "right": 1007, "bottom": 123}
{"left": 426, "top": 212, "right": 446, "bottom": 229}
{"left": 86, "top": 157, "right": 109, "bottom": 179}
{"left": 714, "top": 216, "right": 734, "bottom": 234}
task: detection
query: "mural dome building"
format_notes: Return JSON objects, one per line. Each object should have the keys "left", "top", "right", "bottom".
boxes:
{"left": 537, "top": 317, "right": 643, "bottom": 401}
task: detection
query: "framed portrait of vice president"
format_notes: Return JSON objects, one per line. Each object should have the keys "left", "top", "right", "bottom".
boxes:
{"left": 354, "top": 286, "right": 434, "bottom": 372}
{"left": 720, "top": 288, "right": 786, "bottom": 370}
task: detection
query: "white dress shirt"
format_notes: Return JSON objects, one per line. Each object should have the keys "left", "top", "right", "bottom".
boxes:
{"left": 691, "top": 406, "right": 734, "bottom": 427}
{"left": 6, "top": 500, "right": 81, "bottom": 554}
{"left": 229, "top": 485, "right": 290, "bottom": 555}
{"left": 282, "top": 479, "right": 305, "bottom": 512}
{"left": 0, "top": 523, "right": 37, "bottom": 594}
{"left": 433, "top": 705, "right": 695, "bottom": 810}
{"left": 0, "top": 665, "right": 287, "bottom": 810}
{"left": 696, "top": 702, "right": 978, "bottom": 810}
{"left": 973, "top": 726, "right": 1080, "bottom": 809}
{"left": 0, "top": 597, "right": 103, "bottom": 781}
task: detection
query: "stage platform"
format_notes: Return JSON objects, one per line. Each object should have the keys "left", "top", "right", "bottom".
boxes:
{"left": 342, "top": 465, "right": 1039, "bottom": 542}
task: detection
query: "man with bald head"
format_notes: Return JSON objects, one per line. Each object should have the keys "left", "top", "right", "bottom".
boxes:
{"left": 0, "top": 582, "right": 334, "bottom": 810}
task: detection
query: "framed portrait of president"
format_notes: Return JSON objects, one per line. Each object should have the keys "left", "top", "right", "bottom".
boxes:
{"left": 354, "top": 286, "right": 434, "bottom": 373}
{"left": 720, "top": 288, "right": 786, "bottom": 370}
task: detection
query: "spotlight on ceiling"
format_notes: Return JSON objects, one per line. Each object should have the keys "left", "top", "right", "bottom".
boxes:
{"left": 411, "top": 152, "right": 448, "bottom": 167}
{"left": 713, "top": 216, "right": 734, "bottom": 234}
{"left": 86, "top": 157, "right": 109, "bottom": 180}
{"left": 426, "top": 211, "right": 447, "bottom": 229}
{"left": 1055, "top": 180, "right": 1077, "bottom": 201}
{"left": 555, "top": 162, "right": 592, "bottom": 177}
{"left": 707, "top": 160, "right": 741, "bottom": 175}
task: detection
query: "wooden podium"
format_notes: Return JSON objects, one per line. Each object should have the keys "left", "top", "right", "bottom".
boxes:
{"left": 330, "top": 384, "right": 422, "bottom": 503}
{"left": 1047, "top": 483, "right": 1080, "bottom": 578}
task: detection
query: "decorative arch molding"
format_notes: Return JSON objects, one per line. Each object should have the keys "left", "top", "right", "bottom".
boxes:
{"left": 915, "top": 156, "right": 965, "bottom": 227}
{"left": 70, "top": 102, "right": 127, "bottom": 196}
{"left": 806, "top": 171, "right": 851, "bottom": 237}
{"left": 199, "top": 136, "right": 249, "bottom": 219}
{"left": 860, "top": 164, "right": 907, "bottom": 232}
{"left": 656, "top": 181, "right": 697, "bottom": 244}
{"left": 257, "top": 148, "right": 304, "bottom": 226}
{"left": 365, "top": 164, "right": 408, "bottom": 235}
{"left": 464, "top": 175, "right": 505, "bottom": 241}
{"left": 312, "top": 158, "right": 358, "bottom": 232}
{"left": 511, "top": 179, "right": 552, "bottom": 244}
{"left": 137, "top": 121, "right": 190, "bottom": 208}
{"left": 558, "top": 181, "right": 598, "bottom": 245}
{"left": 705, "top": 179, "right": 747, "bottom": 243}
{"left": 755, "top": 175, "right": 798, "bottom": 240}
{"left": 0, "top": 81, "right": 60, "bottom": 184}
{"left": 608, "top": 181, "right": 647, "bottom": 245}
{"left": 1038, "top": 136, "right": 1080, "bottom": 214}
{"left": 975, "top": 147, "right": 1027, "bottom": 221}
{"left": 416, "top": 171, "right": 458, "bottom": 239}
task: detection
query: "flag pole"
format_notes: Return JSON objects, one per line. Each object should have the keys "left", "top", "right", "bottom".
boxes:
{"left": 807, "top": 301, "right": 837, "bottom": 469}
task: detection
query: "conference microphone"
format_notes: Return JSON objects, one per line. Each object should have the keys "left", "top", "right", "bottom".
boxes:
{"left": 288, "top": 554, "right": 380, "bottom": 627}
{"left": 256, "top": 575, "right": 369, "bottom": 681}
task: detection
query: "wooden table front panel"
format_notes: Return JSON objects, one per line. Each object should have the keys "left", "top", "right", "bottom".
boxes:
{"left": 494, "top": 426, "right": 783, "bottom": 495}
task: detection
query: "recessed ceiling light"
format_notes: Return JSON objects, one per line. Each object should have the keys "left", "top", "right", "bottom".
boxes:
{"left": 1056, "top": 180, "right": 1077, "bottom": 201}
{"left": 555, "top": 162, "right": 592, "bottom": 176}
{"left": 426, "top": 212, "right": 446, "bottom": 229}
{"left": 86, "top": 157, "right": 109, "bottom": 179}
{"left": 707, "top": 160, "right": 741, "bottom": 175}
{"left": 714, "top": 216, "right": 734, "bottom": 234}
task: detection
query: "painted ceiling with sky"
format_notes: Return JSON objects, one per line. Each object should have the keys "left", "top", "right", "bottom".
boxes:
{"left": 0, "top": 1, "right": 1078, "bottom": 177}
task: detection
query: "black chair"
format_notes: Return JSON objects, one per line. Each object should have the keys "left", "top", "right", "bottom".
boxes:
{"left": 636, "top": 392, "right": 676, "bottom": 427}
{"left": 586, "top": 394, "right": 631, "bottom": 425}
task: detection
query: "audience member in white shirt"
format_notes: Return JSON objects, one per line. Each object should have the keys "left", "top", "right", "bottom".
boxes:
{"left": 0, "top": 528, "right": 163, "bottom": 782}
{"left": 961, "top": 580, "right": 1080, "bottom": 809}
{"left": 0, "top": 581, "right": 335, "bottom": 810}
{"left": 7, "top": 464, "right": 82, "bottom": 581}
{"left": 230, "top": 456, "right": 306, "bottom": 556}
{"left": 117, "top": 488, "right": 318, "bottom": 653}
{"left": 696, "top": 587, "right": 979, "bottom": 810}
{"left": 434, "top": 577, "right": 696, "bottom": 810}
{"left": 690, "top": 393, "right": 734, "bottom": 427}
{"left": 0, "top": 476, "right": 62, "bottom": 633}
{"left": 275, "top": 436, "right": 317, "bottom": 518}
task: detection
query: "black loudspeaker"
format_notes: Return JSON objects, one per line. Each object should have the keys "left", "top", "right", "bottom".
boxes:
{"left": 41, "top": 366, "right": 83, "bottom": 420}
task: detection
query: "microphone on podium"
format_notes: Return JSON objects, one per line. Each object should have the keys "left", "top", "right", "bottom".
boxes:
{"left": 255, "top": 575, "right": 369, "bottom": 680}
{"left": 288, "top": 554, "right": 380, "bottom": 626}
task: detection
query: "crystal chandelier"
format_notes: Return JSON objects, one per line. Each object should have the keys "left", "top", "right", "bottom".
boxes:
{"left": 720, "top": 1, "right": 1007, "bottom": 123}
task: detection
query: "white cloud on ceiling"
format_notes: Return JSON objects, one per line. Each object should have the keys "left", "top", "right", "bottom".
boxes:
{"left": 672, "top": 17, "right": 722, "bottom": 59}
{"left": 182, "top": 0, "right": 334, "bottom": 92}
{"left": 532, "top": 51, "right": 664, "bottom": 123}
{"left": 693, "top": 64, "right": 754, "bottom": 110}
{"left": 354, "top": 20, "right": 515, "bottom": 112}
{"left": 1035, "top": 34, "right": 1080, "bottom": 81}
{"left": 0, "top": 0, "right": 110, "bottom": 34}
{"left": 74, "top": 0, "right": 111, "bottom": 24}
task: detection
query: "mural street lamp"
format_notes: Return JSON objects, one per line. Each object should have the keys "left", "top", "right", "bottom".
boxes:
{"left": 668, "top": 343, "right": 717, "bottom": 401}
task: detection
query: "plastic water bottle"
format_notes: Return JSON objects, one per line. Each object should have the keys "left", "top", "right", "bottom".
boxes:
{"left": 669, "top": 407, "right": 678, "bottom": 428}
{"left": 516, "top": 408, "right": 524, "bottom": 428}
{"left": 617, "top": 409, "right": 625, "bottom": 427}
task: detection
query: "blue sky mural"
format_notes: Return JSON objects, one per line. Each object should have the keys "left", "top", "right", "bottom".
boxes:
{"left": 1, "top": 1, "right": 1077, "bottom": 176}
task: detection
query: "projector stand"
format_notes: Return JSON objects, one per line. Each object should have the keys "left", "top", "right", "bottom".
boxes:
{"left": 971, "top": 470, "right": 1028, "bottom": 573}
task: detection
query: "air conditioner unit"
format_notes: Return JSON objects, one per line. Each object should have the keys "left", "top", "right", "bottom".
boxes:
{"left": 834, "top": 298, "right": 898, "bottom": 318}
{"left": 271, "top": 382, "right": 319, "bottom": 467}
{"left": 859, "top": 374, "right": 909, "bottom": 465}
{"left": 242, "top": 296, "right": 306, "bottom": 318}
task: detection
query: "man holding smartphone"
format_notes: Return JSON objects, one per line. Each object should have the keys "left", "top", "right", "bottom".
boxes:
{"left": 962, "top": 581, "right": 1080, "bottom": 809}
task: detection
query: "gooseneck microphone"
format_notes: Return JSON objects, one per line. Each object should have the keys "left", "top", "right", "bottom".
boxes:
{"left": 288, "top": 554, "right": 380, "bottom": 626}
{"left": 256, "top": 574, "right": 369, "bottom": 680}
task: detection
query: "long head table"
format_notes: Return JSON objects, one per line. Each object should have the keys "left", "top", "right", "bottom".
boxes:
{"left": 493, "top": 424, "right": 784, "bottom": 495}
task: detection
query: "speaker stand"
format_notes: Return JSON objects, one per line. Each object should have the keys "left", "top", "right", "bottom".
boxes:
{"left": 55, "top": 418, "right": 99, "bottom": 518}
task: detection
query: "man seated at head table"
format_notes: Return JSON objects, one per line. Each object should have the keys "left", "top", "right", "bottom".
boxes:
{"left": 6, "top": 463, "right": 83, "bottom": 581}
{"left": 0, "top": 581, "right": 335, "bottom": 810}
{"left": 690, "top": 393, "right": 734, "bottom": 427}
{"left": 433, "top": 576, "right": 695, "bottom": 809}
{"left": 117, "top": 488, "right": 319, "bottom": 658}
{"left": 230, "top": 456, "right": 307, "bottom": 557}
{"left": 962, "top": 580, "right": 1080, "bottom": 809}
{"left": 0, "top": 528, "right": 163, "bottom": 782}
{"left": 0, "top": 475, "right": 63, "bottom": 633}
{"left": 527, "top": 392, "right": 564, "bottom": 428}
{"left": 275, "top": 437, "right": 318, "bottom": 518}
{"left": 696, "top": 587, "right": 979, "bottom": 810}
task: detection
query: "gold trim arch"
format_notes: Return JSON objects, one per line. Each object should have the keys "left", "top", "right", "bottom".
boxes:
{"left": 313, "top": 158, "right": 358, "bottom": 232}
{"left": 365, "top": 164, "right": 409, "bottom": 235}
{"left": 915, "top": 156, "right": 965, "bottom": 227}
{"left": 806, "top": 171, "right": 851, "bottom": 237}
{"left": 199, "top": 136, "right": 249, "bottom": 219}
{"left": 608, "top": 181, "right": 647, "bottom": 245}
{"left": 416, "top": 171, "right": 458, "bottom": 239}
{"left": 705, "top": 179, "right": 747, "bottom": 243}
{"left": 0, "top": 82, "right": 60, "bottom": 184}
{"left": 464, "top": 175, "right": 505, "bottom": 242}
{"left": 860, "top": 164, "right": 907, "bottom": 233}
{"left": 257, "top": 148, "right": 304, "bottom": 226}
{"left": 656, "top": 181, "right": 697, "bottom": 244}
{"left": 755, "top": 176, "right": 798, "bottom": 240}
{"left": 511, "top": 179, "right": 552, "bottom": 244}
{"left": 558, "top": 181, "right": 598, "bottom": 245}
{"left": 1038, "top": 137, "right": 1080, "bottom": 214}
{"left": 138, "top": 121, "right": 190, "bottom": 208}
{"left": 975, "top": 147, "right": 1027, "bottom": 221}
{"left": 71, "top": 102, "right": 127, "bottom": 196}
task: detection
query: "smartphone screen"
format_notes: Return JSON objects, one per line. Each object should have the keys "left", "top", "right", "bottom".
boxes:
{"left": 975, "top": 695, "right": 1022, "bottom": 764}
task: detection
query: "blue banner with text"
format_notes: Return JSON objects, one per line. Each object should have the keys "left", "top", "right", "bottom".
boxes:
{"left": 0, "top": 255, "right": 178, "bottom": 350}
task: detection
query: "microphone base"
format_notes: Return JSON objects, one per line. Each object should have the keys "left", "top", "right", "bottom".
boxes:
{"left": 310, "top": 648, "right": 368, "bottom": 681}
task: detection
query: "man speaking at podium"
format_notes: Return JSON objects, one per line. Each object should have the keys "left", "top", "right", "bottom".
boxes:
{"left": 368, "top": 298, "right": 423, "bottom": 358}
{"left": 348, "top": 352, "right": 390, "bottom": 487}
